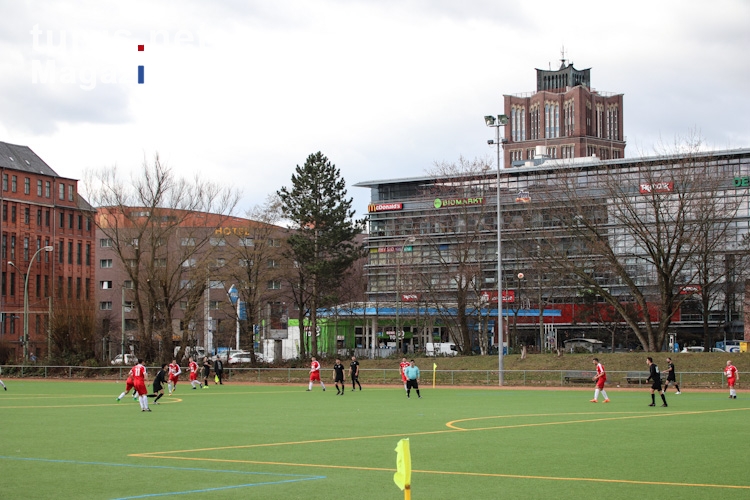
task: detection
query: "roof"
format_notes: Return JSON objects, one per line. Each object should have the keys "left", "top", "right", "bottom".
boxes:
{"left": 354, "top": 148, "right": 750, "bottom": 189}
{"left": 0, "top": 141, "right": 60, "bottom": 177}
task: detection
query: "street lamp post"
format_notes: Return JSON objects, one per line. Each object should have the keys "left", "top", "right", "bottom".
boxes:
{"left": 9, "top": 245, "right": 54, "bottom": 362}
{"left": 485, "top": 114, "right": 509, "bottom": 385}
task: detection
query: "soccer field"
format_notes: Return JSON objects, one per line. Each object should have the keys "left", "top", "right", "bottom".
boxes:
{"left": 1, "top": 380, "right": 748, "bottom": 500}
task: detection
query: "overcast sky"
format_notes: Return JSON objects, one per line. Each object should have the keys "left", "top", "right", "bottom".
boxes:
{"left": 1, "top": 0, "right": 749, "bottom": 218}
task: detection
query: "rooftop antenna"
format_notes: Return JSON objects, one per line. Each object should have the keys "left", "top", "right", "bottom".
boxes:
{"left": 560, "top": 45, "right": 567, "bottom": 69}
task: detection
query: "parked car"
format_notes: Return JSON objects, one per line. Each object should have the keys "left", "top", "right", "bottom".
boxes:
{"left": 227, "top": 351, "right": 253, "bottom": 364}
{"left": 680, "top": 346, "right": 705, "bottom": 353}
{"left": 111, "top": 354, "right": 137, "bottom": 365}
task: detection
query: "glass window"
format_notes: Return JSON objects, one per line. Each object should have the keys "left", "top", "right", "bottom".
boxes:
{"left": 100, "top": 259, "right": 113, "bottom": 268}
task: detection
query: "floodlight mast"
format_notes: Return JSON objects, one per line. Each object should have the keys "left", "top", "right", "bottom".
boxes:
{"left": 485, "top": 114, "right": 508, "bottom": 385}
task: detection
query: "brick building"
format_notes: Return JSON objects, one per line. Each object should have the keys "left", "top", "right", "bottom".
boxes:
{"left": 503, "top": 60, "right": 625, "bottom": 168}
{"left": 0, "top": 141, "right": 96, "bottom": 362}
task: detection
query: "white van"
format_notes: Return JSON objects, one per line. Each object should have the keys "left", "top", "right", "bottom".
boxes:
{"left": 425, "top": 343, "right": 457, "bottom": 356}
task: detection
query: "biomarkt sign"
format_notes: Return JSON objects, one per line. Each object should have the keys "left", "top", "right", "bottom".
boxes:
{"left": 433, "top": 197, "right": 485, "bottom": 209}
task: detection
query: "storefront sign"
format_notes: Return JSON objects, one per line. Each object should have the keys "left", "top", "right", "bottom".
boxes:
{"left": 480, "top": 290, "right": 515, "bottom": 303}
{"left": 433, "top": 197, "right": 485, "bottom": 209}
{"left": 679, "top": 285, "right": 702, "bottom": 295}
{"left": 401, "top": 293, "right": 421, "bottom": 302}
{"left": 639, "top": 182, "right": 673, "bottom": 194}
{"left": 733, "top": 176, "right": 750, "bottom": 187}
{"left": 368, "top": 202, "right": 403, "bottom": 212}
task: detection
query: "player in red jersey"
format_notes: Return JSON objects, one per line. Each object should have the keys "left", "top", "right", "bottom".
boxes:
{"left": 116, "top": 366, "right": 138, "bottom": 402}
{"left": 132, "top": 359, "right": 150, "bottom": 412}
{"left": 725, "top": 360, "right": 739, "bottom": 399}
{"left": 399, "top": 357, "right": 410, "bottom": 393}
{"left": 188, "top": 357, "right": 201, "bottom": 389}
{"left": 590, "top": 357, "right": 610, "bottom": 403}
{"left": 168, "top": 359, "right": 181, "bottom": 395}
{"left": 306, "top": 356, "right": 326, "bottom": 391}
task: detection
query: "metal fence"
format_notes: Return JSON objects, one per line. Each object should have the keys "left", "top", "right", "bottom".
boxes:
{"left": 0, "top": 365, "right": 732, "bottom": 388}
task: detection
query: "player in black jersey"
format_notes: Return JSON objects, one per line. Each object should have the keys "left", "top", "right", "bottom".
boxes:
{"left": 647, "top": 357, "right": 667, "bottom": 407}
{"left": 148, "top": 363, "right": 168, "bottom": 404}
{"left": 350, "top": 356, "right": 362, "bottom": 391}
{"left": 663, "top": 357, "right": 681, "bottom": 394}
{"left": 332, "top": 358, "right": 346, "bottom": 395}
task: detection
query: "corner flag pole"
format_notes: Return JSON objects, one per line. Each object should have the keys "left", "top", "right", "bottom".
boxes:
{"left": 432, "top": 362, "right": 437, "bottom": 388}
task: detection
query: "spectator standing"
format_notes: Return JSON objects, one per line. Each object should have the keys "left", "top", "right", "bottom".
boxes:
{"left": 213, "top": 356, "right": 224, "bottom": 385}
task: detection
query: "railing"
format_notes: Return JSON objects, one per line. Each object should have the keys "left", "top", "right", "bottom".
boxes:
{"left": 0, "top": 365, "right": 732, "bottom": 388}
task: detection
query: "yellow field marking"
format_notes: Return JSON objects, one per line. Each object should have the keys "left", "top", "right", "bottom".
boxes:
{"left": 129, "top": 454, "right": 750, "bottom": 491}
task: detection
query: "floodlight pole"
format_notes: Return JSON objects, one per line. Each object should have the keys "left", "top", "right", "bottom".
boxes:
{"left": 485, "top": 114, "right": 508, "bottom": 386}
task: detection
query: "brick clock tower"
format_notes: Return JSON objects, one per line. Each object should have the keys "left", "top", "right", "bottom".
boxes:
{"left": 502, "top": 58, "right": 625, "bottom": 168}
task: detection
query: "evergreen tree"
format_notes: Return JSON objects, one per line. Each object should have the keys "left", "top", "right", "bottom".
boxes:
{"left": 278, "top": 152, "right": 364, "bottom": 357}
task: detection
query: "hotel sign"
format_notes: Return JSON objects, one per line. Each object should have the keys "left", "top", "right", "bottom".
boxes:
{"left": 368, "top": 202, "right": 403, "bottom": 213}
{"left": 433, "top": 197, "right": 485, "bottom": 209}
{"left": 215, "top": 227, "right": 252, "bottom": 236}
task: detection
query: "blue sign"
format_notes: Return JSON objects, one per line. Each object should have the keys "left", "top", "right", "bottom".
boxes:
{"left": 228, "top": 284, "right": 239, "bottom": 305}
{"left": 238, "top": 300, "right": 247, "bottom": 320}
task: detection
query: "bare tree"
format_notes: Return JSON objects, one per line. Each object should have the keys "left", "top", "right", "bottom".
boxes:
{"left": 418, "top": 157, "right": 496, "bottom": 353}
{"left": 535, "top": 143, "right": 747, "bottom": 352}
{"left": 85, "top": 154, "right": 240, "bottom": 359}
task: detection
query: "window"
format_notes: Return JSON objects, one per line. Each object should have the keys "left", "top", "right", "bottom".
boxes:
{"left": 267, "top": 280, "right": 281, "bottom": 290}
{"left": 100, "top": 238, "right": 113, "bottom": 247}
{"left": 130, "top": 238, "right": 139, "bottom": 247}
{"left": 210, "top": 237, "right": 226, "bottom": 246}
{"left": 154, "top": 258, "right": 166, "bottom": 267}
{"left": 209, "top": 301, "right": 221, "bottom": 310}
{"left": 10, "top": 236, "right": 15, "bottom": 260}
{"left": 268, "top": 238, "right": 281, "bottom": 247}
{"left": 77, "top": 215, "right": 82, "bottom": 230}
{"left": 85, "top": 278, "right": 90, "bottom": 300}
{"left": 59, "top": 211, "right": 64, "bottom": 228}
{"left": 100, "top": 259, "right": 113, "bottom": 268}
{"left": 1, "top": 203, "right": 5, "bottom": 221}
{"left": 37, "top": 180, "right": 42, "bottom": 196}
{"left": 67, "top": 277, "right": 72, "bottom": 298}
{"left": 1, "top": 235, "right": 5, "bottom": 259}
{"left": 126, "top": 259, "right": 137, "bottom": 268}
{"left": 180, "top": 238, "right": 195, "bottom": 246}
{"left": 76, "top": 277, "right": 81, "bottom": 299}
{"left": 11, "top": 205, "right": 16, "bottom": 223}
{"left": 86, "top": 217, "right": 91, "bottom": 231}
{"left": 10, "top": 272, "right": 15, "bottom": 296}
{"left": 180, "top": 280, "right": 193, "bottom": 289}
{"left": 36, "top": 209, "right": 41, "bottom": 226}
{"left": 45, "top": 209, "right": 50, "bottom": 226}
{"left": 239, "top": 259, "right": 253, "bottom": 267}
{"left": 215, "top": 258, "right": 226, "bottom": 267}
{"left": 58, "top": 184, "right": 64, "bottom": 200}
{"left": 85, "top": 243, "right": 90, "bottom": 265}
{"left": 100, "top": 301, "right": 113, "bottom": 310}
{"left": 68, "top": 185, "right": 74, "bottom": 201}
{"left": 11, "top": 175, "right": 17, "bottom": 192}
{"left": 24, "top": 208, "right": 30, "bottom": 225}
{"left": 179, "top": 301, "right": 188, "bottom": 310}
{"left": 68, "top": 213, "right": 73, "bottom": 229}
{"left": 76, "top": 242, "right": 82, "bottom": 264}
{"left": 123, "top": 280, "right": 133, "bottom": 289}
{"left": 58, "top": 240, "right": 63, "bottom": 263}
{"left": 24, "top": 177, "right": 30, "bottom": 195}
{"left": 101, "top": 280, "right": 113, "bottom": 289}
{"left": 2, "top": 174, "right": 6, "bottom": 191}
{"left": 23, "top": 237, "right": 29, "bottom": 261}
{"left": 209, "top": 280, "right": 224, "bottom": 289}
{"left": 239, "top": 238, "right": 254, "bottom": 247}
{"left": 67, "top": 241, "right": 73, "bottom": 264}
{"left": 267, "top": 259, "right": 278, "bottom": 268}
{"left": 182, "top": 258, "right": 196, "bottom": 268}
{"left": 45, "top": 181, "right": 50, "bottom": 198}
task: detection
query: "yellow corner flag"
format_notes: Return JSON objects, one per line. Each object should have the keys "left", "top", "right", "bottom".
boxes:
{"left": 432, "top": 363, "right": 437, "bottom": 388}
{"left": 393, "top": 438, "right": 412, "bottom": 498}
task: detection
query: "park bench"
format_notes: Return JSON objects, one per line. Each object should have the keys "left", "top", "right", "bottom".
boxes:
{"left": 626, "top": 371, "right": 650, "bottom": 384}
{"left": 563, "top": 370, "right": 596, "bottom": 383}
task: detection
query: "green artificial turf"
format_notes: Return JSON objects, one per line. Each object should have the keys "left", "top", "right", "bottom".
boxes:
{"left": 1, "top": 380, "right": 748, "bottom": 499}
